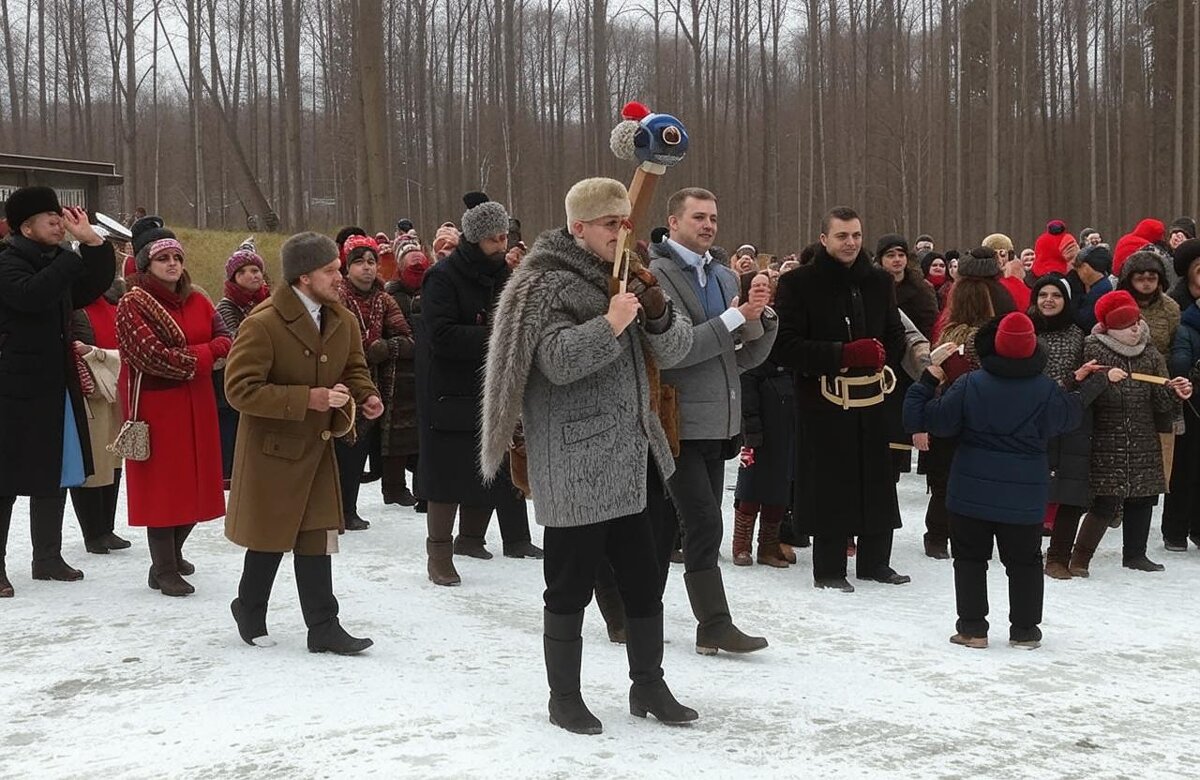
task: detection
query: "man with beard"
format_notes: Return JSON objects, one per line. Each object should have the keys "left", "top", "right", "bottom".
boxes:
{"left": 416, "top": 192, "right": 541, "bottom": 587}
{"left": 772, "top": 206, "right": 910, "bottom": 592}
{"left": 648, "top": 187, "right": 776, "bottom": 655}
{"left": 224, "top": 232, "right": 383, "bottom": 653}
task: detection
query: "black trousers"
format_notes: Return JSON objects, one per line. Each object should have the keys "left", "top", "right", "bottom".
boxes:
{"left": 69, "top": 471, "right": 123, "bottom": 542}
{"left": 1162, "top": 429, "right": 1200, "bottom": 543}
{"left": 663, "top": 440, "right": 727, "bottom": 574}
{"left": 949, "top": 512, "right": 1043, "bottom": 639}
{"left": 812, "top": 530, "right": 895, "bottom": 580}
{"left": 494, "top": 479, "right": 532, "bottom": 544}
{"left": 335, "top": 427, "right": 376, "bottom": 520}
{"left": 1090, "top": 495, "right": 1156, "bottom": 560}
{"left": 544, "top": 503, "right": 662, "bottom": 620}
{"left": 218, "top": 405, "right": 239, "bottom": 481}
{"left": 0, "top": 492, "right": 70, "bottom": 564}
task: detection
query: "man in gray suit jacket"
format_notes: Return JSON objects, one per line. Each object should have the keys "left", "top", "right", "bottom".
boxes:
{"left": 649, "top": 187, "right": 778, "bottom": 656}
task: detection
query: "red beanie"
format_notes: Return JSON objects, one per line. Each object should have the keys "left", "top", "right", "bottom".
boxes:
{"left": 1093, "top": 290, "right": 1141, "bottom": 331}
{"left": 994, "top": 312, "right": 1037, "bottom": 359}
{"left": 1113, "top": 218, "right": 1165, "bottom": 276}
{"left": 1032, "top": 220, "right": 1068, "bottom": 277}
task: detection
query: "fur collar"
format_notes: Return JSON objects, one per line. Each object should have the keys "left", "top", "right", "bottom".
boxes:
{"left": 479, "top": 229, "right": 611, "bottom": 481}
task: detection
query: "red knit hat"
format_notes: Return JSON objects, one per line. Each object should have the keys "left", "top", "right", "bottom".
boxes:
{"left": 1094, "top": 290, "right": 1141, "bottom": 331}
{"left": 1113, "top": 218, "right": 1165, "bottom": 276}
{"left": 994, "top": 312, "right": 1037, "bottom": 359}
{"left": 341, "top": 234, "right": 380, "bottom": 270}
{"left": 1032, "top": 220, "right": 1069, "bottom": 277}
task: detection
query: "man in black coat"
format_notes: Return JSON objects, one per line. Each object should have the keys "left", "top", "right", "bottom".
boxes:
{"left": 0, "top": 186, "right": 116, "bottom": 597}
{"left": 771, "top": 206, "right": 911, "bottom": 592}
{"left": 414, "top": 192, "right": 541, "bottom": 586}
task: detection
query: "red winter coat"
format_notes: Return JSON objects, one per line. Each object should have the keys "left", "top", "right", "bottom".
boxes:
{"left": 116, "top": 274, "right": 230, "bottom": 527}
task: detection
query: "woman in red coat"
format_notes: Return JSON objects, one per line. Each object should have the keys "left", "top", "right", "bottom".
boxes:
{"left": 116, "top": 228, "right": 231, "bottom": 596}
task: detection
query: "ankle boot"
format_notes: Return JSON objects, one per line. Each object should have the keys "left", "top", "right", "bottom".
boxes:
{"left": 454, "top": 506, "right": 493, "bottom": 559}
{"left": 147, "top": 528, "right": 193, "bottom": 596}
{"left": 626, "top": 614, "right": 698, "bottom": 725}
{"left": 0, "top": 503, "right": 12, "bottom": 596}
{"left": 296, "top": 554, "right": 372, "bottom": 654}
{"left": 731, "top": 507, "right": 755, "bottom": 566}
{"left": 1069, "top": 513, "right": 1108, "bottom": 578}
{"left": 175, "top": 524, "right": 196, "bottom": 575}
{"left": 593, "top": 569, "right": 627, "bottom": 644}
{"left": 544, "top": 610, "right": 602, "bottom": 735}
{"left": 683, "top": 567, "right": 768, "bottom": 655}
{"left": 756, "top": 507, "right": 790, "bottom": 568}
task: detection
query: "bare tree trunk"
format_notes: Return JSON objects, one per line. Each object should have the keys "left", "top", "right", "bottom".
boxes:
{"left": 986, "top": 0, "right": 998, "bottom": 228}
{"left": 1173, "top": 0, "right": 1184, "bottom": 215}
{"left": 282, "top": 0, "right": 304, "bottom": 227}
{"left": 0, "top": 0, "right": 21, "bottom": 149}
{"left": 356, "top": 0, "right": 390, "bottom": 230}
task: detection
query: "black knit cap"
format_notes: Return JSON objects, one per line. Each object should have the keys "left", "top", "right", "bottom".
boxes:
{"left": 1169, "top": 217, "right": 1197, "bottom": 241}
{"left": 4, "top": 186, "right": 62, "bottom": 229}
{"left": 131, "top": 215, "right": 175, "bottom": 255}
{"left": 874, "top": 233, "right": 909, "bottom": 261}
{"left": 1175, "top": 238, "right": 1200, "bottom": 278}
{"left": 1077, "top": 244, "right": 1113, "bottom": 275}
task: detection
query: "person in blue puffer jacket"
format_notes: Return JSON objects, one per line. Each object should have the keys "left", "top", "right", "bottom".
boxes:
{"left": 904, "top": 312, "right": 1108, "bottom": 650}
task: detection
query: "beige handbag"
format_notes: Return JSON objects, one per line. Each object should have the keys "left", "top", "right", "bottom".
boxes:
{"left": 107, "top": 371, "right": 150, "bottom": 461}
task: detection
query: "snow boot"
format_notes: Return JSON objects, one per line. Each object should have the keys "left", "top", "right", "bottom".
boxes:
{"left": 296, "top": 554, "right": 372, "bottom": 655}
{"left": 146, "top": 528, "right": 193, "bottom": 596}
{"left": 755, "top": 508, "right": 789, "bottom": 568}
{"left": 923, "top": 535, "right": 950, "bottom": 560}
{"left": 626, "top": 614, "right": 698, "bottom": 725}
{"left": 0, "top": 557, "right": 11, "bottom": 599}
{"left": 683, "top": 567, "right": 768, "bottom": 655}
{"left": 30, "top": 494, "right": 83, "bottom": 582}
{"left": 544, "top": 610, "right": 602, "bottom": 735}
{"left": 731, "top": 507, "right": 755, "bottom": 566}
{"left": 503, "top": 540, "right": 544, "bottom": 559}
{"left": 1009, "top": 626, "right": 1042, "bottom": 649}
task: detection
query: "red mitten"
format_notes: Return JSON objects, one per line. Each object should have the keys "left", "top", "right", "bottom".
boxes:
{"left": 210, "top": 336, "right": 233, "bottom": 361}
{"left": 739, "top": 447, "right": 755, "bottom": 468}
{"left": 841, "top": 338, "right": 886, "bottom": 371}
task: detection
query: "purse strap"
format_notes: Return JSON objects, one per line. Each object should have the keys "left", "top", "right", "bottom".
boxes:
{"left": 127, "top": 370, "right": 143, "bottom": 422}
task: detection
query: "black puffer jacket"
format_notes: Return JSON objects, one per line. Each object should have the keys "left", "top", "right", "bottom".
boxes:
{"left": 1084, "top": 329, "right": 1179, "bottom": 498}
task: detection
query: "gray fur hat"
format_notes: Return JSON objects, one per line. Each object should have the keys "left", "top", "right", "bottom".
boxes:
{"left": 460, "top": 191, "right": 509, "bottom": 244}
{"left": 282, "top": 231, "right": 338, "bottom": 283}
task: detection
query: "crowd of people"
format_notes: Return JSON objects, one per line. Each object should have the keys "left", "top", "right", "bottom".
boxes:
{"left": 1, "top": 181, "right": 1199, "bottom": 734}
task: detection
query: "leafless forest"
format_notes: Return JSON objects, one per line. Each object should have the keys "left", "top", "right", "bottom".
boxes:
{"left": 1, "top": 0, "right": 1198, "bottom": 251}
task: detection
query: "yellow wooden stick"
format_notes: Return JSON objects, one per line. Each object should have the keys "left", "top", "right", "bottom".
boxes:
{"left": 1129, "top": 372, "right": 1169, "bottom": 385}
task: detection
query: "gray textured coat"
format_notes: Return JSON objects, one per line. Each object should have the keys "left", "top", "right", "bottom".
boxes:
{"left": 480, "top": 229, "right": 693, "bottom": 528}
{"left": 648, "top": 240, "right": 778, "bottom": 440}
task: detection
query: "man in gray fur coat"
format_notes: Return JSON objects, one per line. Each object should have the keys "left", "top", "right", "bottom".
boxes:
{"left": 647, "top": 187, "right": 777, "bottom": 655}
{"left": 480, "top": 177, "right": 697, "bottom": 736}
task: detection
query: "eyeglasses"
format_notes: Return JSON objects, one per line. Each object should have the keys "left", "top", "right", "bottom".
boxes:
{"left": 586, "top": 217, "right": 631, "bottom": 233}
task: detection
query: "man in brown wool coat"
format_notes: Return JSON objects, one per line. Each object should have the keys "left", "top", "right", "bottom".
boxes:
{"left": 223, "top": 231, "right": 383, "bottom": 655}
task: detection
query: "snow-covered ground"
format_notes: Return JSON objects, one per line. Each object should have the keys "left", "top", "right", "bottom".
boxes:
{"left": 3, "top": 464, "right": 1200, "bottom": 779}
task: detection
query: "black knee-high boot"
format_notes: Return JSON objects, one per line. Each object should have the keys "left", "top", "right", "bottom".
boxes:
{"left": 295, "top": 554, "right": 373, "bottom": 655}
{"left": 231, "top": 550, "right": 284, "bottom": 646}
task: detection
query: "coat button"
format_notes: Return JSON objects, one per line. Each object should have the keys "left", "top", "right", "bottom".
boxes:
{"left": 321, "top": 431, "right": 331, "bottom": 441}
{"left": 304, "top": 349, "right": 311, "bottom": 356}
{"left": 320, "top": 354, "right": 328, "bottom": 363}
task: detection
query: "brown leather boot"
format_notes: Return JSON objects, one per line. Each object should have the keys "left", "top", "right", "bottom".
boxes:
{"left": 426, "top": 504, "right": 461, "bottom": 586}
{"left": 1044, "top": 561, "right": 1072, "bottom": 579}
{"left": 1069, "top": 513, "right": 1108, "bottom": 579}
{"left": 756, "top": 507, "right": 790, "bottom": 568}
{"left": 732, "top": 507, "right": 755, "bottom": 566}
{"left": 147, "top": 528, "right": 194, "bottom": 597}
